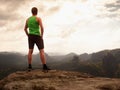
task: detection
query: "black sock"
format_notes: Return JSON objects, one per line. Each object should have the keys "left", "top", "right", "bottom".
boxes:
{"left": 43, "top": 64, "right": 47, "bottom": 67}
{"left": 28, "top": 64, "right": 32, "bottom": 68}
{"left": 43, "top": 64, "right": 48, "bottom": 69}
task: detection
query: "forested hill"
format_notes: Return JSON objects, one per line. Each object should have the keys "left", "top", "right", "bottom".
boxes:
{"left": 0, "top": 48, "right": 120, "bottom": 79}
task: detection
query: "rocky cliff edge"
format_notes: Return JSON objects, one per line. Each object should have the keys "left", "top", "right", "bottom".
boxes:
{"left": 0, "top": 70, "right": 120, "bottom": 90}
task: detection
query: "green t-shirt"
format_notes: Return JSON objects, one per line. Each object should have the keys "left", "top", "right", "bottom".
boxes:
{"left": 27, "top": 16, "right": 41, "bottom": 36}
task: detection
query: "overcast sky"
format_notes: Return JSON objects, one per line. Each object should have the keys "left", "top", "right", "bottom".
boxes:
{"left": 0, "top": 0, "right": 120, "bottom": 54}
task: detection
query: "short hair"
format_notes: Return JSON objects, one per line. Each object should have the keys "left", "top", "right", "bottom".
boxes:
{"left": 31, "top": 7, "right": 38, "bottom": 15}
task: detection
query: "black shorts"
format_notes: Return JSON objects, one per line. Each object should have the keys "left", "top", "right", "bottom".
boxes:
{"left": 28, "top": 34, "right": 44, "bottom": 50}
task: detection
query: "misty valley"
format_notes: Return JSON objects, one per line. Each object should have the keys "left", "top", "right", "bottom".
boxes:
{"left": 0, "top": 48, "right": 120, "bottom": 80}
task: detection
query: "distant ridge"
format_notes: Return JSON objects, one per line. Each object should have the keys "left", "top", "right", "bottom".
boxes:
{"left": 0, "top": 48, "right": 120, "bottom": 79}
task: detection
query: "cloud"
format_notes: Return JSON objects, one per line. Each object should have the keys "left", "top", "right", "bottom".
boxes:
{"left": 81, "top": 0, "right": 88, "bottom": 2}
{"left": 0, "top": 0, "right": 34, "bottom": 33}
{"left": 38, "top": 5, "right": 60, "bottom": 16}
{"left": 0, "top": 0, "right": 33, "bottom": 20}
{"left": 0, "top": 0, "right": 30, "bottom": 9}
{"left": 36, "top": 1, "right": 61, "bottom": 17}
{"left": 116, "top": 0, "right": 120, "bottom": 3}
{"left": 97, "top": 0, "right": 120, "bottom": 20}
{"left": 105, "top": 0, "right": 120, "bottom": 12}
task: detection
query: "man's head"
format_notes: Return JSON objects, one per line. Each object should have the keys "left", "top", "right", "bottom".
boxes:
{"left": 31, "top": 7, "right": 38, "bottom": 15}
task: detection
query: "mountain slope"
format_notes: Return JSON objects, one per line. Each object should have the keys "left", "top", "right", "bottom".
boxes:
{"left": 0, "top": 48, "right": 120, "bottom": 80}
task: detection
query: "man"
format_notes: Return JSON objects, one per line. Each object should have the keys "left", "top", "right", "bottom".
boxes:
{"left": 24, "top": 7, "right": 50, "bottom": 71}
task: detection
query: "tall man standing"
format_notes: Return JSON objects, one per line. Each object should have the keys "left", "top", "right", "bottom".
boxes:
{"left": 24, "top": 7, "right": 50, "bottom": 71}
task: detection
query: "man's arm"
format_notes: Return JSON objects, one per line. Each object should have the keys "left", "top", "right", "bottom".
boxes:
{"left": 24, "top": 19, "right": 28, "bottom": 36}
{"left": 37, "top": 17, "right": 44, "bottom": 38}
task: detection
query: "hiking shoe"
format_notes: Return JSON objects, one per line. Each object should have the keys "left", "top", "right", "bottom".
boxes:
{"left": 43, "top": 65, "right": 51, "bottom": 72}
{"left": 28, "top": 65, "right": 32, "bottom": 72}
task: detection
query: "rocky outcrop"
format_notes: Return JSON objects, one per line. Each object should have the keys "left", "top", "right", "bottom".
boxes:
{"left": 0, "top": 70, "right": 120, "bottom": 90}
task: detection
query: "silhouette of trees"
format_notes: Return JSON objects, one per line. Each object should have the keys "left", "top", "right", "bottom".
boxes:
{"left": 102, "top": 52, "right": 119, "bottom": 77}
{"left": 72, "top": 55, "right": 79, "bottom": 63}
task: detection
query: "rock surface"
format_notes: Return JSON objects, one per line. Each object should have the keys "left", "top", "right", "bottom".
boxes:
{"left": 0, "top": 70, "right": 120, "bottom": 90}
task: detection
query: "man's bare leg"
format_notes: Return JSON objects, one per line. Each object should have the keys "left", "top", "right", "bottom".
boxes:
{"left": 40, "top": 49, "right": 50, "bottom": 71}
{"left": 28, "top": 49, "right": 33, "bottom": 70}
{"left": 40, "top": 49, "right": 46, "bottom": 64}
